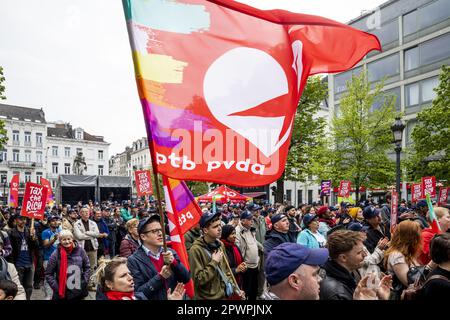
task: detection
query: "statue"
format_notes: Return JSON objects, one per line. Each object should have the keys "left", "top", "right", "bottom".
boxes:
{"left": 73, "top": 151, "right": 87, "bottom": 175}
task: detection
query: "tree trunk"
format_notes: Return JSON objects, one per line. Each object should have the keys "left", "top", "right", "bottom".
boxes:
{"left": 275, "top": 171, "right": 285, "bottom": 204}
{"left": 355, "top": 185, "right": 359, "bottom": 204}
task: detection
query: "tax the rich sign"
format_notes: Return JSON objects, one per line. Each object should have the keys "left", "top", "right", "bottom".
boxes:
{"left": 20, "top": 182, "right": 48, "bottom": 220}
{"left": 438, "top": 187, "right": 449, "bottom": 206}
{"left": 135, "top": 170, "right": 153, "bottom": 196}
{"left": 411, "top": 183, "right": 422, "bottom": 202}
{"left": 421, "top": 176, "right": 436, "bottom": 198}
{"left": 338, "top": 180, "right": 351, "bottom": 198}
{"left": 390, "top": 191, "right": 399, "bottom": 233}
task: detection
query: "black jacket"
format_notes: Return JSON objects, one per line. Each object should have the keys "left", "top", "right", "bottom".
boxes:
{"left": 127, "top": 246, "right": 190, "bottom": 300}
{"left": 263, "top": 230, "right": 293, "bottom": 261}
{"left": 287, "top": 216, "right": 301, "bottom": 242}
{"left": 319, "top": 260, "right": 357, "bottom": 300}
{"left": 7, "top": 227, "right": 39, "bottom": 265}
{"left": 363, "top": 223, "right": 388, "bottom": 254}
{"left": 421, "top": 266, "right": 450, "bottom": 299}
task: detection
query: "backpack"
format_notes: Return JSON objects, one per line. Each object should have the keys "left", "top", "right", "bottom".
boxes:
{"left": 0, "top": 256, "right": 12, "bottom": 281}
{"left": 402, "top": 274, "right": 450, "bottom": 300}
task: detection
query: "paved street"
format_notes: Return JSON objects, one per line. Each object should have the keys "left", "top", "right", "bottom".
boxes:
{"left": 30, "top": 287, "right": 96, "bottom": 300}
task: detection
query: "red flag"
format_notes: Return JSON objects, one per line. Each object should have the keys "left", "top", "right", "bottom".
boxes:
{"left": 411, "top": 183, "right": 422, "bottom": 203}
{"left": 338, "top": 181, "right": 351, "bottom": 198}
{"left": 134, "top": 170, "right": 153, "bottom": 196}
{"left": 390, "top": 191, "right": 398, "bottom": 233}
{"left": 122, "top": 0, "right": 381, "bottom": 186}
{"left": 8, "top": 174, "right": 19, "bottom": 208}
{"left": 40, "top": 177, "right": 55, "bottom": 206}
{"left": 438, "top": 187, "right": 449, "bottom": 206}
{"left": 163, "top": 176, "right": 202, "bottom": 298}
{"left": 422, "top": 176, "right": 436, "bottom": 198}
{"left": 21, "top": 182, "right": 48, "bottom": 220}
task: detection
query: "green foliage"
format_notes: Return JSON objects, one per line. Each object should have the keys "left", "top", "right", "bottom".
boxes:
{"left": 406, "top": 66, "right": 449, "bottom": 182}
{"left": 0, "top": 66, "right": 5, "bottom": 100}
{"left": 321, "top": 71, "right": 398, "bottom": 199}
{"left": 185, "top": 181, "right": 209, "bottom": 196}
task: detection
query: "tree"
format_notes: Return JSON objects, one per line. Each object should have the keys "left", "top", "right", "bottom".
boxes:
{"left": 0, "top": 66, "right": 8, "bottom": 152}
{"left": 406, "top": 66, "right": 449, "bottom": 182}
{"left": 274, "top": 76, "right": 328, "bottom": 203}
{"left": 186, "top": 181, "right": 209, "bottom": 196}
{"left": 324, "top": 72, "right": 397, "bottom": 202}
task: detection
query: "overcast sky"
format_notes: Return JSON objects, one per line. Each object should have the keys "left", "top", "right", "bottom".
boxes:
{"left": 0, "top": 0, "right": 386, "bottom": 156}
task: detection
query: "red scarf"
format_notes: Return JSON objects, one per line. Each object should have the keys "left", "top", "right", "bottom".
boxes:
{"left": 58, "top": 244, "right": 74, "bottom": 299}
{"left": 105, "top": 291, "right": 136, "bottom": 300}
{"left": 221, "top": 240, "right": 243, "bottom": 267}
{"left": 319, "top": 218, "right": 336, "bottom": 227}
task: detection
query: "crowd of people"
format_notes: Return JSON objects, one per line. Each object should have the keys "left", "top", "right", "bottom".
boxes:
{"left": 0, "top": 193, "right": 449, "bottom": 301}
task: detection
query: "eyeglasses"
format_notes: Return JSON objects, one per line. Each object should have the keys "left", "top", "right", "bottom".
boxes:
{"left": 142, "top": 228, "right": 163, "bottom": 235}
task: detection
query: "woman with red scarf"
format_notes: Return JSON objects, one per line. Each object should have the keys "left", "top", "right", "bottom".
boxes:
{"left": 44, "top": 229, "right": 90, "bottom": 300}
{"left": 220, "top": 225, "right": 247, "bottom": 295}
{"left": 94, "top": 257, "right": 186, "bottom": 300}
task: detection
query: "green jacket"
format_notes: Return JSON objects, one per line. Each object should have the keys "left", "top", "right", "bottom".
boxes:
{"left": 120, "top": 208, "right": 133, "bottom": 222}
{"left": 188, "top": 236, "right": 234, "bottom": 300}
{"left": 184, "top": 228, "right": 201, "bottom": 253}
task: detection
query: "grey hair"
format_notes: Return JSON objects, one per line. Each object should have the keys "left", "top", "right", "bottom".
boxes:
{"left": 59, "top": 229, "right": 74, "bottom": 239}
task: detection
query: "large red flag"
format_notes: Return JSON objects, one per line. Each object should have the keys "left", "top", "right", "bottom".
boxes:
{"left": 122, "top": 0, "right": 381, "bottom": 186}
{"left": 162, "top": 176, "right": 202, "bottom": 298}
{"left": 40, "top": 177, "right": 55, "bottom": 206}
{"left": 8, "top": 174, "right": 19, "bottom": 208}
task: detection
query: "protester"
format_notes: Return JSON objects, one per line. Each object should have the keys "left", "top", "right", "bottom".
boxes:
{"left": 120, "top": 202, "right": 133, "bottom": 222}
{"left": 419, "top": 207, "right": 450, "bottom": 264}
{"left": 0, "top": 227, "right": 12, "bottom": 259}
{"left": 41, "top": 215, "right": 62, "bottom": 299}
{"left": 285, "top": 205, "right": 301, "bottom": 242}
{"left": 380, "top": 192, "right": 392, "bottom": 224}
{"left": 119, "top": 218, "right": 140, "bottom": 258}
{"left": 93, "top": 210, "right": 110, "bottom": 260}
{"left": 62, "top": 209, "right": 78, "bottom": 234}
{"left": 348, "top": 207, "right": 364, "bottom": 223}
{"left": 44, "top": 229, "right": 90, "bottom": 300}
{"left": 320, "top": 229, "right": 392, "bottom": 300}
{"left": 363, "top": 206, "right": 390, "bottom": 253}
{"left": 235, "top": 210, "right": 261, "bottom": 300}
{"left": 73, "top": 207, "right": 106, "bottom": 290}
{"left": 0, "top": 279, "right": 18, "bottom": 300}
{"left": 127, "top": 215, "right": 190, "bottom": 300}
{"left": 0, "top": 237, "right": 26, "bottom": 300}
{"left": 414, "top": 200, "right": 430, "bottom": 229}
{"left": 262, "top": 243, "right": 329, "bottom": 300}
{"left": 263, "top": 213, "right": 294, "bottom": 260}
{"left": 317, "top": 206, "right": 335, "bottom": 238}
{"left": 8, "top": 215, "right": 38, "bottom": 299}
{"left": 298, "top": 214, "right": 326, "bottom": 249}
{"left": 384, "top": 220, "right": 423, "bottom": 300}
{"left": 220, "top": 225, "right": 246, "bottom": 293}
{"left": 189, "top": 211, "right": 243, "bottom": 300}
{"left": 421, "top": 233, "right": 450, "bottom": 299}
{"left": 184, "top": 223, "right": 201, "bottom": 253}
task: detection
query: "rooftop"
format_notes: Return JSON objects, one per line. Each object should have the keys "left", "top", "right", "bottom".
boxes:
{"left": 0, "top": 103, "right": 46, "bottom": 123}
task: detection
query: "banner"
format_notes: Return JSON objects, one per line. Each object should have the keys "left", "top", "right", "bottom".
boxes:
{"left": 422, "top": 176, "right": 436, "bottom": 198}
{"left": 320, "top": 180, "right": 332, "bottom": 196}
{"left": 426, "top": 194, "right": 441, "bottom": 234}
{"left": 8, "top": 174, "right": 19, "bottom": 208}
{"left": 163, "top": 176, "right": 202, "bottom": 298}
{"left": 338, "top": 181, "right": 351, "bottom": 198}
{"left": 135, "top": 170, "right": 153, "bottom": 196}
{"left": 438, "top": 187, "right": 449, "bottom": 206}
{"left": 411, "top": 183, "right": 422, "bottom": 203}
{"left": 40, "top": 177, "right": 55, "bottom": 207}
{"left": 122, "top": 0, "right": 380, "bottom": 186}
{"left": 20, "top": 182, "right": 48, "bottom": 220}
{"left": 390, "top": 191, "right": 398, "bottom": 233}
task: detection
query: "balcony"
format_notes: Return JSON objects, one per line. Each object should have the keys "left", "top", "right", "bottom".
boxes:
{"left": 7, "top": 161, "right": 43, "bottom": 169}
{"left": 12, "top": 140, "right": 20, "bottom": 146}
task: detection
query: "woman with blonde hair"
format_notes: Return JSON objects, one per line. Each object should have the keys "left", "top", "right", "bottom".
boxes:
{"left": 348, "top": 207, "right": 364, "bottom": 223}
{"left": 384, "top": 220, "right": 423, "bottom": 300}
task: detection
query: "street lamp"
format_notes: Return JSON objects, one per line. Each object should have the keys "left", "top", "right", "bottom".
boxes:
{"left": 391, "top": 117, "right": 405, "bottom": 199}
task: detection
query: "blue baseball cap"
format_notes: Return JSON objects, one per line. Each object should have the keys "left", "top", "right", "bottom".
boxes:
{"left": 199, "top": 211, "right": 221, "bottom": 228}
{"left": 271, "top": 213, "right": 287, "bottom": 225}
{"left": 265, "top": 243, "right": 329, "bottom": 285}
{"left": 302, "top": 214, "right": 318, "bottom": 227}
{"left": 137, "top": 214, "right": 161, "bottom": 235}
{"left": 416, "top": 200, "right": 428, "bottom": 208}
{"left": 247, "top": 204, "right": 261, "bottom": 211}
{"left": 240, "top": 210, "right": 253, "bottom": 220}
{"left": 363, "top": 206, "right": 381, "bottom": 220}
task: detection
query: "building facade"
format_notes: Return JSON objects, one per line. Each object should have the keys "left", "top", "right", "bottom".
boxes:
{"left": 327, "top": 0, "right": 449, "bottom": 201}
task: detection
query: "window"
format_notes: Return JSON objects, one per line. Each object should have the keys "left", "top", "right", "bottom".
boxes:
{"left": 370, "top": 19, "right": 398, "bottom": 46}
{"left": 52, "top": 146, "right": 58, "bottom": 157}
{"left": 367, "top": 54, "right": 400, "bottom": 82}
{"left": 98, "top": 165, "right": 104, "bottom": 176}
{"left": 406, "top": 119, "right": 417, "bottom": 146}
{"left": 404, "top": 47, "right": 419, "bottom": 71}
{"left": 403, "top": 10, "right": 418, "bottom": 36}
{"left": 308, "top": 190, "right": 313, "bottom": 204}
{"left": 36, "top": 151, "right": 43, "bottom": 164}
{"left": 52, "top": 162, "right": 58, "bottom": 174}
{"left": 12, "top": 130, "right": 19, "bottom": 144}
{"left": 25, "top": 150, "right": 31, "bottom": 162}
{"left": 51, "top": 180, "right": 56, "bottom": 189}
{"left": 0, "top": 171, "right": 7, "bottom": 184}
{"left": 405, "top": 77, "right": 439, "bottom": 107}
{"left": 421, "top": 77, "right": 439, "bottom": 103}
{"left": 371, "top": 87, "right": 401, "bottom": 112}
{"left": 286, "top": 189, "right": 292, "bottom": 202}
{"left": 420, "top": 0, "right": 450, "bottom": 31}
{"left": 297, "top": 190, "right": 303, "bottom": 204}
{"left": 420, "top": 33, "right": 450, "bottom": 67}
{"left": 334, "top": 66, "right": 362, "bottom": 94}
{"left": 13, "top": 150, "right": 19, "bottom": 162}
{"left": 36, "top": 133, "right": 43, "bottom": 146}
{"left": 98, "top": 150, "right": 103, "bottom": 160}
{"left": 25, "top": 172, "right": 31, "bottom": 183}
{"left": 64, "top": 147, "right": 70, "bottom": 157}
{"left": 24, "top": 132, "right": 31, "bottom": 146}
{"left": 406, "top": 83, "right": 419, "bottom": 106}
{"left": 76, "top": 130, "right": 82, "bottom": 140}
{"left": 36, "top": 172, "right": 42, "bottom": 183}
{"left": 0, "top": 149, "right": 6, "bottom": 162}
{"left": 64, "top": 163, "right": 71, "bottom": 174}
